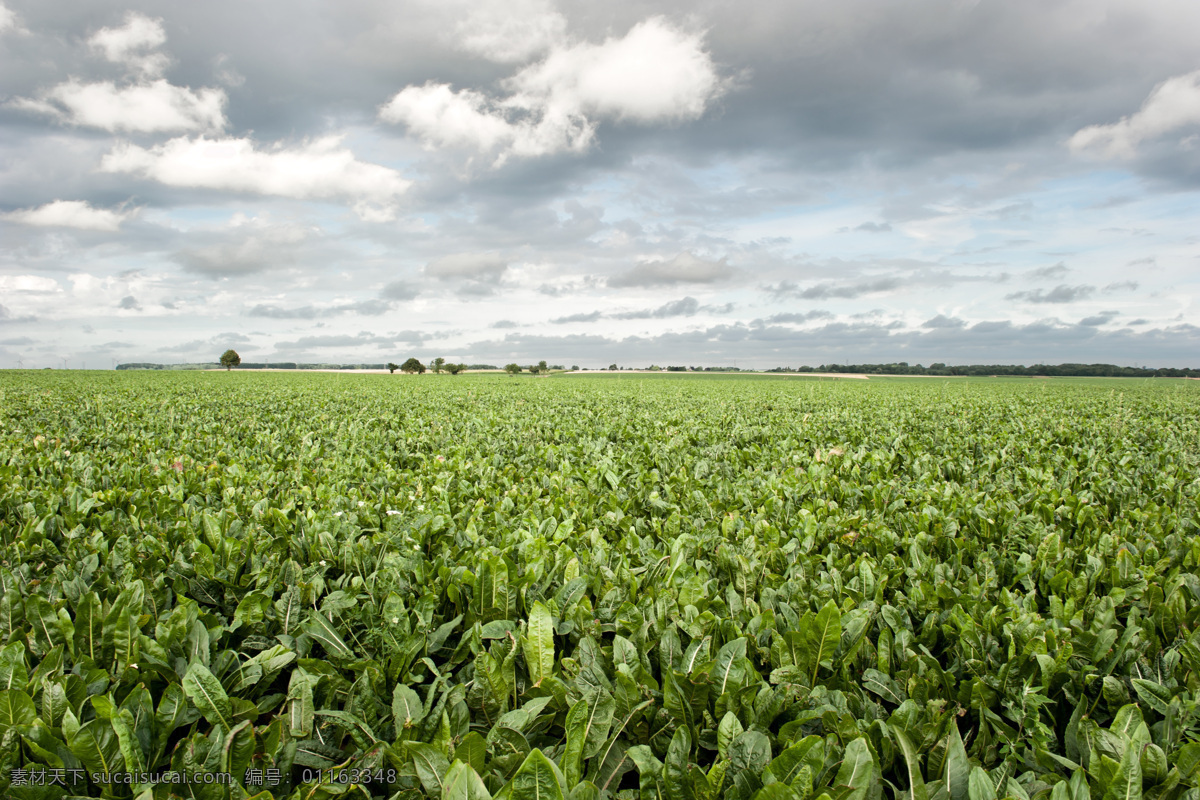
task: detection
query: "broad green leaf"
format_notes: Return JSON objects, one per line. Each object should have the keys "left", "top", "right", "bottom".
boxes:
{"left": 830, "top": 737, "right": 874, "bottom": 800}
{"left": 444, "top": 759, "right": 493, "bottom": 800}
{"left": 303, "top": 610, "right": 354, "bottom": 660}
{"left": 522, "top": 601, "right": 555, "bottom": 687}
{"left": 967, "top": 767, "right": 995, "bottom": 800}
{"left": 1102, "top": 737, "right": 1142, "bottom": 800}
{"left": 409, "top": 741, "right": 451, "bottom": 795}
{"left": 509, "top": 748, "right": 567, "bottom": 800}
{"left": 394, "top": 683, "right": 425, "bottom": 730}
{"left": 714, "top": 637, "right": 748, "bottom": 696}
{"left": 719, "top": 711, "right": 745, "bottom": 762}
{"left": 563, "top": 696, "right": 590, "bottom": 787}
{"left": 0, "top": 689, "right": 37, "bottom": 733}
{"left": 943, "top": 724, "right": 970, "bottom": 800}
{"left": 763, "top": 736, "right": 824, "bottom": 787}
{"left": 891, "top": 726, "right": 928, "bottom": 800}
{"left": 806, "top": 601, "right": 841, "bottom": 680}
{"left": 182, "top": 661, "right": 232, "bottom": 732}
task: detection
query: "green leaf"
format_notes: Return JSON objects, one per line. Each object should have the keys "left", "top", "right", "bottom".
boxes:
{"left": 0, "top": 689, "right": 37, "bottom": 734}
{"left": 1102, "top": 737, "right": 1142, "bottom": 800}
{"left": 69, "top": 719, "right": 122, "bottom": 776}
{"left": 72, "top": 592, "right": 103, "bottom": 663}
{"left": 713, "top": 637, "right": 748, "bottom": 696}
{"left": 718, "top": 711, "right": 745, "bottom": 762}
{"left": 393, "top": 683, "right": 425, "bottom": 730}
{"left": 664, "top": 726, "right": 691, "bottom": 797}
{"left": 409, "top": 741, "right": 451, "bottom": 795}
{"left": 275, "top": 585, "right": 302, "bottom": 636}
{"left": 729, "top": 730, "right": 772, "bottom": 777}
{"left": 0, "top": 642, "right": 28, "bottom": 692}
{"left": 967, "top": 767, "right": 995, "bottom": 800}
{"left": 563, "top": 696, "right": 590, "bottom": 787}
{"left": 458, "top": 731, "right": 488, "bottom": 774}
{"left": 182, "top": 661, "right": 232, "bottom": 732}
{"left": 444, "top": 759, "right": 493, "bottom": 800}
{"left": 830, "top": 737, "right": 874, "bottom": 800}
{"left": 303, "top": 610, "right": 354, "bottom": 660}
{"left": 943, "top": 724, "right": 970, "bottom": 800}
{"left": 763, "top": 736, "right": 824, "bottom": 787}
{"left": 522, "top": 601, "right": 555, "bottom": 687}
{"left": 891, "top": 725, "right": 928, "bottom": 800}
{"left": 510, "top": 748, "right": 567, "bottom": 800}
{"left": 862, "top": 669, "right": 905, "bottom": 706}
{"left": 806, "top": 601, "right": 841, "bottom": 681}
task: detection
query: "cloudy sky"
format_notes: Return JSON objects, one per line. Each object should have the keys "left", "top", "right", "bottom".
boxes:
{"left": 2, "top": 0, "right": 1198, "bottom": 368}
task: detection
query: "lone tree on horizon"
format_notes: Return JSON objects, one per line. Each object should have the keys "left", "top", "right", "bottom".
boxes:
{"left": 220, "top": 350, "right": 241, "bottom": 371}
{"left": 401, "top": 357, "right": 426, "bottom": 374}
{"left": 387, "top": 362, "right": 399, "bottom": 374}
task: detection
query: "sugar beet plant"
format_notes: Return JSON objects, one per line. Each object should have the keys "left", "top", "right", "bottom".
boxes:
{"left": 1, "top": 371, "right": 1200, "bottom": 800}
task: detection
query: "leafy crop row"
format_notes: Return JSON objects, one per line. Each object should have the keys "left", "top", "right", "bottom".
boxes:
{"left": 1, "top": 372, "right": 1198, "bottom": 800}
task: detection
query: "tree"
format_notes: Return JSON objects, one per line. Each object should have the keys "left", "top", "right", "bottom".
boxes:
{"left": 446, "top": 363, "right": 464, "bottom": 375}
{"left": 401, "top": 357, "right": 426, "bottom": 374}
{"left": 609, "top": 363, "right": 618, "bottom": 371}
{"left": 432, "top": 357, "right": 445, "bottom": 374}
{"left": 537, "top": 360, "right": 548, "bottom": 373}
{"left": 505, "top": 363, "right": 521, "bottom": 375}
{"left": 571, "top": 365, "right": 579, "bottom": 371}
{"left": 386, "top": 362, "right": 399, "bottom": 374}
{"left": 220, "top": 349, "right": 241, "bottom": 371}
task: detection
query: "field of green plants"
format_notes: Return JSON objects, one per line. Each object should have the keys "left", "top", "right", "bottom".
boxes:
{"left": 2, "top": 371, "right": 1199, "bottom": 800}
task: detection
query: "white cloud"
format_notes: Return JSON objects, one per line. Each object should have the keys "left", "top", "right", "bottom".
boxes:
{"left": 381, "top": 84, "right": 524, "bottom": 152}
{"left": 381, "top": 16, "right": 721, "bottom": 164}
{"left": 380, "top": 82, "right": 591, "bottom": 165}
{"left": 2, "top": 200, "right": 134, "bottom": 231}
{"left": 0, "top": 275, "right": 61, "bottom": 293}
{"left": 89, "top": 12, "right": 169, "bottom": 78}
{"left": 0, "top": 4, "right": 17, "bottom": 35}
{"left": 455, "top": 0, "right": 566, "bottom": 63}
{"left": 1070, "top": 70, "right": 1200, "bottom": 159}
{"left": 100, "top": 135, "right": 412, "bottom": 220}
{"left": 508, "top": 16, "right": 722, "bottom": 124}
{"left": 13, "top": 78, "right": 227, "bottom": 134}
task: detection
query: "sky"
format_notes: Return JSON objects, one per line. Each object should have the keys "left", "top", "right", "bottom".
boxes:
{"left": 1, "top": 0, "right": 1198, "bottom": 369}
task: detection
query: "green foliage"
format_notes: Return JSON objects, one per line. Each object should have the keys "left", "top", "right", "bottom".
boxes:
{"left": 219, "top": 349, "right": 241, "bottom": 370}
{"left": 402, "top": 357, "right": 426, "bottom": 374}
{"left": 1, "top": 371, "right": 1200, "bottom": 799}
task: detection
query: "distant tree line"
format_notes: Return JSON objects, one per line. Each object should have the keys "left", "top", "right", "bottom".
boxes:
{"left": 116, "top": 360, "right": 1200, "bottom": 377}
{"left": 763, "top": 362, "right": 1200, "bottom": 377}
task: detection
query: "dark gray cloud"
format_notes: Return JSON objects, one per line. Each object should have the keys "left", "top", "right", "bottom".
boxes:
{"left": 491, "top": 319, "right": 519, "bottom": 329}
{"left": 763, "top": 310, "right": 833, "bottom": 324}
{"left": 551, "top": 311, "right": 604, "bottom": 324}
{"left": 380, "top": 280, "right": 420, "bottom": 301}
{"left": 607, "top": 253, "right": 732, "bottom": 288}
{"left": 1029, "top": 262, "right": 1069, "bottom": 281}
{"left": 118, "top": 295, "right": 140, "bottom": 310}
{"left": 854, "top": 221, "right": 891, "bottom": 233}
{"left": 613, "top": 296, "right": 700, "bottom": 319}
{"left": 1080, "top": 310, "right": 1119, "bottom": 327}
{"left": 1005, "top": 284, "right": 1095, "bottom": 304}
{"left": 425, "top": 253, "right": 508, "bottom": 282}
{"left": 922, "top": 314, "right": 966, "bottom": 329}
